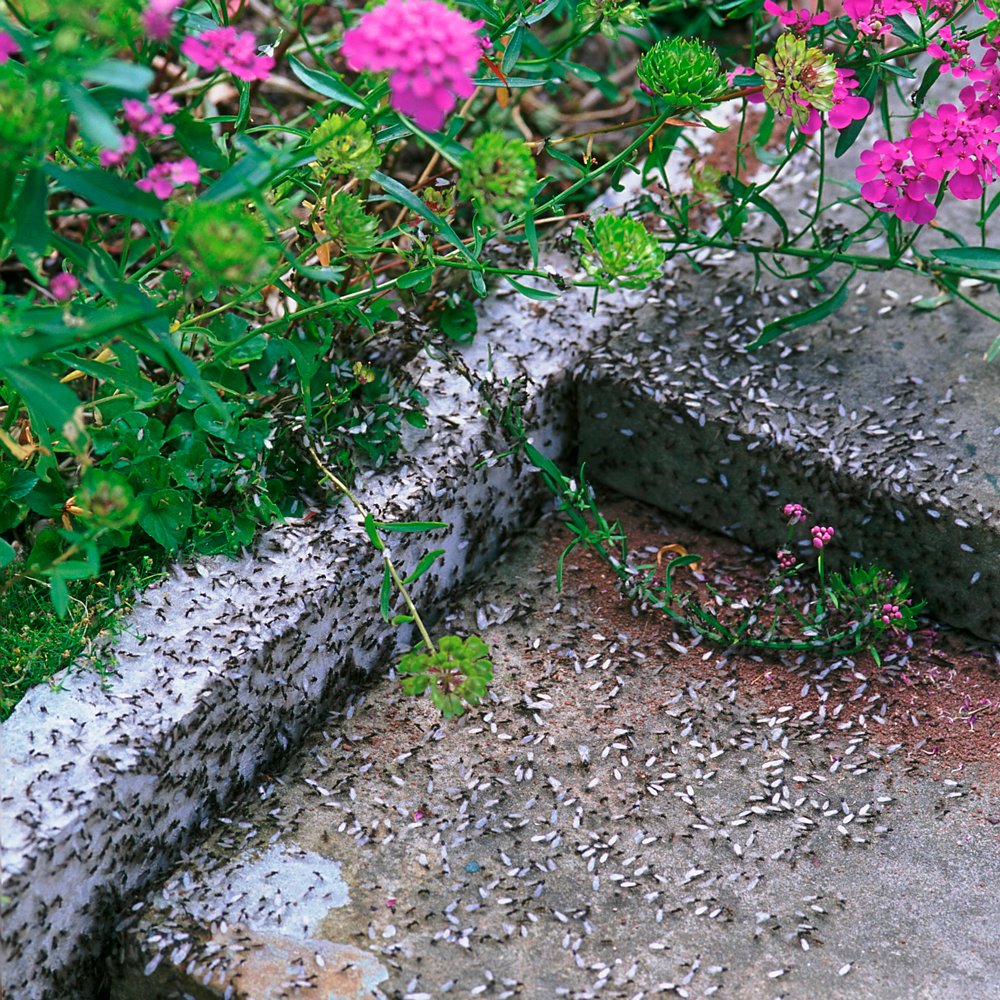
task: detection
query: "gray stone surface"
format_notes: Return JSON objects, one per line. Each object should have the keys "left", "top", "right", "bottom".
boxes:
{"left": 111, "top": 512, "right": 1000, "bottom": 1000}
{"left": 0, "top": 260, "right": 633, "bottom": 1000}
{"left": 577, "top": 261, "right": 1000, "bottom": 641}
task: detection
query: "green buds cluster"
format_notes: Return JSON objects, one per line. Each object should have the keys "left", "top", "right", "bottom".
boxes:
{"left": 309, "top": 113, "right": 382, "bottom": 182}
{"left": 398, "top": 635, "right": 493, "bottom": 719}
{"left": 324, "top": 191, "right": 379, "bottom": 257}
{"left": 576, "top": 0, "right": 647, "bottom": 39}
{"left": 0, "top": 73, "right": 65, "bottom": 170}
{"left": 575, "top": 214, "right": 665, "bottom": 291}
{"left": 78, "top": 470, "right": 140, "bottom": 530}
{"left": 458, "top": 132, "right": 535, "bottom": 222}
{"left": 172, "top": 201, "right": 278, "bottom": 288}
{"left": 637, "top": 37, "right": 727, "bottom": 109}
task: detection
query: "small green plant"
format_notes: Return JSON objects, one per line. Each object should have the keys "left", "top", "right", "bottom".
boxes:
{"left": 576, "top": 214, "right": 667, "bottom": 311}
{"left": 309, "top": 448, "right": 492, "bottom": 720}
{"left": 637, "top": 37, "right": 728, "bottom": 108}
{"left": 458, "top": 132, "right": 536, "bottom": 223}
{"left": 398, "top": 635, "right": 493, "bottom": 720}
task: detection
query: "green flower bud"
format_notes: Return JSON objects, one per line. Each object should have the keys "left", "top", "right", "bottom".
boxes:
{"left": 0, "top": 72, "right": 65, "bottom": 169}
{"left": 577, "top": 0, "right": 647, "bottom": 38}
{"left": 309, "top": 113, "right": 381, "bottom": 181}
{"left": 637, "top": 37, "right": 727, "bottom": 109}
{"left": 173, "top": 201, "right": 278, "bottom": 288}
{"left": 458, "top": 132, "right": 535, "bottom": 222}
{"left": 755, "top": 34, "right": 836, "bottom": 129}
{"left": 324, "top": 191, "right": 379, "bottom": 257}
{"left": 575, "top": 214, "right": 665, "bottom": 292}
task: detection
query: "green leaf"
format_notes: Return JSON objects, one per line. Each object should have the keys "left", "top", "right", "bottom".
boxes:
{"left": 720, "top": 175, "right": 788, "bottom": 244}
{"left": 49, "top": 574, "right": 70, "bottom": 617}
{"left": 42, "top": 164, "right": 163, "bottom": 222}
{"left": 439, "top": 299, "right": 477, "bottom": 342}
{"left": 0, "top": 362, "right": 81, "bottom": 436}
{"left": 62, "top": 82, "right": 124, "bottom": 151}
{"left": 525, "top": 0, "right": 560, "bottom": 21}
{"left": 380, "top": 562, "right": 392, "bottom": 621}
{"left": 503, "top": 274, "right": 560, "bottom": 300}
{"left": 502, "top": 25, "right": 525, "bottom": 75}
{"left": 363, "top": 513, "right": 385, "bottom": 550}
{"left": 0, "top": 537, "right": 15, "bottom": 569}
{"left": 139, "top": 489, "right": 193, "bottom": 551}
{"left": 402, "top": 549, "right": 446, "bottom": 586}
{"left": 913, "top": 59, "right": 940, "bottom": 110}
{"left": 173, "top": 111, "right": 229, "bottom": 171}
{"left": 289, "top": 55, "right": 366, "bottom": 109}
{"left": 391, "top": 614, "right": 415, "bottom": 625}
{"left": 932, "top": 246, "right": 1000, "bottom": 270}
{"left": 374, "top": 520, "right": 448, "bottom": 532}
{"left": 523, "top": 209, "right": 539, "bottom": 269}
{"left": 747, "top": 267, "right": 854, "bottom": 350}
{"left": 10, "top": 169, "right": 50, "bottom": 259}
{"left": 398, "top": 266, "right": 435, "bottom": 289}
{"left": 986, "top": 334, "right": 1000, "bottom": 363}
{"left": 83, "top": 60, "right": 155, "bottom": 93}
{"left": 470, "top": 76, "right": 549, "bottom": 89}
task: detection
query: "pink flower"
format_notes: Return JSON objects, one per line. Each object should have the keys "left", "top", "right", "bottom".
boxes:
{"left": 122, "top": 93, "right": 179, "bottom": 137}
{"left": 136, "top": 157, "right": 200, "bottom": 199}
{"left": 777, "top": 550, "right": 796, "bottom": 570}
{"left": 810, "top": 525, "right": 834, "bottom": 548}
{"left": 783, "top": 502, "right": 808, "bottom": 523}
{"left": 181, "top": 26, "right": 274, "bottom": 82}
{"left": 50, "top": 272, "right": 79, "bottom": 302}
{"left": 99, "top": 133, "right": 138, "bottom": 168}
{"left": 763, "top": 1, "right": 831, "bottom": 34}
{"left": 143, "top": 0, "right": 182, "bottom": 41}
{"left": 341, "top": 0, "right": 484, "bottom": 132}
{"left": 0, "top": 30, "right": 19, "bottom": 63}
{"left": 800, "top": 67, "right": 870, "bottom": 132}
{"left": 844, "top": 0, "right": 918, "bottom": 39}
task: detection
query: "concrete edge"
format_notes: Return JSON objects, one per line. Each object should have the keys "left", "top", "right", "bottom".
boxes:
{"left": 0, "top": 254, "right": 646, "bottom": 1000}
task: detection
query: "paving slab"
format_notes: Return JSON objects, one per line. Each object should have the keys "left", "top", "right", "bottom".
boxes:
{"left": 111, "top": 505, "right": 1000, "bottom": 1000}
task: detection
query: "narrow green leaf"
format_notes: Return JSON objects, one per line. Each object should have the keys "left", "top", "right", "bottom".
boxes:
{"left": 0, "top": 364, "right": 81, "bottom": 435}
{"left": 11, "top": 169, "right": 50, "bottom": 258}
{"left": 380, "top": 562, "right": 393, "bottom": 621}
{"left": 721, "top": 175, "right": 788, "bottom": 244}
{"left": 523, "top": 209, "right": 539, "bottom": 269}
{"left": 503, "top": 274, "right": 560, "bottom": 300}
{"left": 913, "top": 60, "right": 941, "bottom": 110}
{"left": 885, "top": 14, "right": 920, "bottom": 42}
{"left": 501, "top": 25, "right": 525, "bottom": 75}
{"left": 62, "top": 82, "right": 124, "bottom": 151}
{"left": 173, "top": 111, "right": 229, "bottom": 171}
{"left": 289, "top": 54, "right": 366, "bottom": 109}
{"left": 391, "top": 614, "right": 415, "bottom": 625}
{"left": 933, "top": 246, "right": 1000, "bottom": 270}
{"left": 747, "top": 267, "right": 854, "bottom": 350}
{"left": 470, "top": 76, "right": 549, "bottom": 88}
{"left": 43, "top": 164, "right": 163, "bottom": 222}
{"left": 985, "top": 334, "right": 1000, "bottom": 363}
{"left": 402, "top": 549, "right": 446, "bottom": 585}
{"left": 49, "top": 574, "right": 70, "bottom": 618}
{"left": 525, "top": 0, "right": 560, "bottom": 21}
{"left": 398, "top": 266, "right": 435, "bottom": 289}
{"left": 364, "top": 513, "right": 385, "bottom": 550}
{"left": 83, "top": 60, "right": 155, "bottom": 93}
{"left": 374, "top": 520, "right": 448, "bottom": 532}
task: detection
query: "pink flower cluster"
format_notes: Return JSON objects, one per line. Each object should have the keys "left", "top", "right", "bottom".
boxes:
{"left": 763, "top": 1, "right": 830, "bottom": 34}
{"left": 181, "top": 26, "right": 274, "bottom": 82}
{"left": 881, "top": 602, "right": 903, "bottom": 625}
{"left": 844, "top": 0, "right": 917, "bottom": 40}
{"left": 801, "top": 68, "right": 871, "bottom": 133}
{"left": 341, "top": 0, "right": 484, "bottom": 132}
{"left": 143, "top": 0, "right": 182, "bottom": 41}
{"left": 811, "top": 525, "right": 835, "bottom": 548}
{"left": 100, "top": 134, "right": 138, "bottom": 169}
{"left": 0, "top": 30, "right": 18, "bottom": 62}
{"left": 776, "top": 549, "right": 797, "bottom": 570}
{"left": 783, "top": 502, "right": 808, "bottom": 523}
{"left": 123, "top": 93, "right": 178, "bottom": 138}
{"left": 136, "top": 157, "right": 200, "bottom": 199}
{"left": 857, "top": 100, "right": 1000, "bottom": 222}
{"left": 50, "top": 272, "right": 79, "bottom": 302}
{"left": 928, "top": 25, "right": 978, "bottom": 78}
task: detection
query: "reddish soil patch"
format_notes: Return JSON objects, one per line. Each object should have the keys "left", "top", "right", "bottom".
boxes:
{"left": 539, "top": 487, "right": 1000, "bottom": 765}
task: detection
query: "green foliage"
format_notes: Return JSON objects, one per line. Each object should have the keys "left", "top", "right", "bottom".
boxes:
{"left": 399, "top": 635, "right": 493, "bottom": 719}
{"left": 576, "top": 0, "right": 648, "bottom": 39}
{"left": 637, "top": 37, "right": 727, "bottom": 109}
{"left": 324, "top": 191, "right": 380, "bottom": 257}
{"left": 0, "top": 72, "right": 66, "bottom": 170}
{"left": 309, "top": 113, "right": 382, "bottom": 181}
{"left": 458, "top": 132, "right": 535, "bottom": 222}
{"left": 828, "top": 565, "right": 925, "bottom": 635}
{"left": 575, "top": 214, "right": 666, "bottom": 291}
{"left": 172, "top": 201, "right": 279, "bottom": 288}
